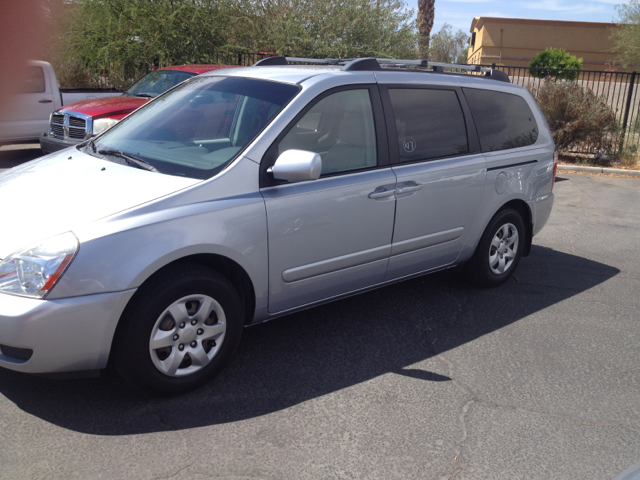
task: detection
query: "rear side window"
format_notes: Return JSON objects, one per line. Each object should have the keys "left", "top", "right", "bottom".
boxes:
{"left": 388, "top": 88, "right": 468, "bottom": 163}
{"left": 463, "top": 88, "right": 538, "bottom": 152}
{"left": 20, "top": 66, "right": 45, "bottom": 93}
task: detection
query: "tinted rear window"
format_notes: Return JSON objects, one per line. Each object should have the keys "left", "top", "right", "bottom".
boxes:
{"left": 388, "top": 89, "right": 468, "bottom": 163}
{"left": 463, "top": 88, "right": 538, "bottom": 152}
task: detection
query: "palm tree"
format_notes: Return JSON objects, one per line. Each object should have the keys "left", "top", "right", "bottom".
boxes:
{"left": 417, "top": 0, "right": 435, "bottom": 59}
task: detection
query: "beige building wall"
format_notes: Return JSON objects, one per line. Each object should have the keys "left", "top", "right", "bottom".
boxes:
{"left": 467, "top": 17, "right": 627, "bottom": 72}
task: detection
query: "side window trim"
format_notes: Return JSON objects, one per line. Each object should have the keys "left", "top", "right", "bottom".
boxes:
{"left": 259, "top": 84, "right": 389, "bottom": 188}
{"left": 378, "top": 85, "right": 481, "bottom": 167}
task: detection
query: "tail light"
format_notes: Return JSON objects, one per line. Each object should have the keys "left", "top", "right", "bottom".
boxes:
{"left": 552, "top": 148, "right": 558, "bottom": 190}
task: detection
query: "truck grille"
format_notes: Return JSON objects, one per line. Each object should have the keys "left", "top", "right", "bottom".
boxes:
{"left": 50, "top": 113, "right": 90, "bottom": 141}
{"left": 51, "top": 113, "right": 65, "bottom": 137}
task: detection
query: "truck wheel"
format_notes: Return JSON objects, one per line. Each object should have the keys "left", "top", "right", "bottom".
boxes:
{"left": 465, "top": 208, "right": 525, "bottom": 288}
{"left": 113, "top": 264, "right": 244, "bottom": 395}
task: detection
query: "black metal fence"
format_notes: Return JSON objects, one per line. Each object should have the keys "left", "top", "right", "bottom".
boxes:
{"left": 482, "top": 64, "right": 639, "bottom": 155}
{"left": 209, "top": 52, "right": 271, "bottom": 67}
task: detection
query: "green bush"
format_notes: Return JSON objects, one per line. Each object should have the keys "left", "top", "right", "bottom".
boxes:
{"left": 529, "top": 78, "right": 620, "bottom": 153}
{"left": 529, "top": 48, "right": 582, "bottom": 80}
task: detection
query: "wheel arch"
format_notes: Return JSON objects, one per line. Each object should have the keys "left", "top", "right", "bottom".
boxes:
{"left": 497, "top": 199, "right": 533, "bottom": 257}
{"left": 108, "top": 253, "right": 257, "bottom": 367}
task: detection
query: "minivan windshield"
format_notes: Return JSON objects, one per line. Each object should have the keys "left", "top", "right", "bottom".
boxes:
{"left": 89, "top": 76, "right": 300, "bottom": 179}
{"left": 125, "top": 70, "right": 196, "bottom": 98}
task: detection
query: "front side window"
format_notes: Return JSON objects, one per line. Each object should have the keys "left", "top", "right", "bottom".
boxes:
{"left": 89, "top": 76, "right": 300, "bottom": 179}
{"left": 463, "top": 88, "right": 539, "bottom": 152}
{"left": 388, "top": 88, "right": 469, "bottom": 163}
{"left": 125, "top": 70, "right": 197, "bottom": 98}
{"left": 278, "top": 89, "right": 377, "bottom": 175}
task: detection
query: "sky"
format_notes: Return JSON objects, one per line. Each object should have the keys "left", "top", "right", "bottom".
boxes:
{"left": 405, "top": 0, "right": 622, "bottom": 35}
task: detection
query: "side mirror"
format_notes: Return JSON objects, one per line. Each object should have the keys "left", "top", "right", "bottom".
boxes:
{"left": 269, "top": 149, "right": 322, "bottom": 183}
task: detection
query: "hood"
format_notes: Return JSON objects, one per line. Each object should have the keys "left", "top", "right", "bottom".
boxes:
{"left": 0, "top": 149, "right": 199, "bottom": 258}
{"left": 60, "top": 96, "right": 148, "bottom": 120}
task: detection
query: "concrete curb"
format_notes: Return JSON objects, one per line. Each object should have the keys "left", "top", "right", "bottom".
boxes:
{"left": 558, "top": 164, "right": 640, "bottom": 177}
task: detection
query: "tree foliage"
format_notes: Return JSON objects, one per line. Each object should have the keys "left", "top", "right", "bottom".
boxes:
{"left": 529, "top": 48, "right": 582, "bottom": 80}
{"left": 428, "top": 23, "right": 468, "bottom": 63}
{"left": 52, "top": 0, "right": 417, "bottom": 89}
{"left": 612, "top": 0, "right": 640, "bottom": 66}
{"left": 235, "top": 0, "right": 417, "bottom": 59}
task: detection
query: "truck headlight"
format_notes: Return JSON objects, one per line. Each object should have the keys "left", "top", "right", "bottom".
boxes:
{"left": 93, "top": 117, "right": 119, "bottom": 135}
{"left": 0, "top": 232, "right": 79, "bottom": 298}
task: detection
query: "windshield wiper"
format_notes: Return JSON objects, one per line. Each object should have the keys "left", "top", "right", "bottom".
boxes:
{"left": 98, "top": 149, "right": 158, "bottom": 172}
{"left": 134, "top": 93, "right": 155, "bottom": 98}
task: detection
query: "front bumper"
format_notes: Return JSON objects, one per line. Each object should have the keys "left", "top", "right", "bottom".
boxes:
{"left": 0, "top": 289, "right": 135, "bottom": 373}
{"left": 39, "top": 132, "right": 81, "bottom": 154}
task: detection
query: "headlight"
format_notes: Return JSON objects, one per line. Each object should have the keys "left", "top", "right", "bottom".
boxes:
{"left": 93, "top": 117, "right": 119, "bottom": 135}
{"left": 0, "top": 232, "right": 79, "bottom": 298}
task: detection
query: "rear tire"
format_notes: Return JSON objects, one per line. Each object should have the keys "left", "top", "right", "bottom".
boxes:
{"left": 464, "top": 208, "right": 525, "bottom": 288}
{"left": 113, "top": 264, "right": 244, "bottom": 396}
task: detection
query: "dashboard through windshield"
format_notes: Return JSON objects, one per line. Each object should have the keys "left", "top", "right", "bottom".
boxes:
{"left": 125, "top": 70, "right": 197, "bottom": 98}
{"left": 89, "top": 76, "right": 300, "bottom": 179}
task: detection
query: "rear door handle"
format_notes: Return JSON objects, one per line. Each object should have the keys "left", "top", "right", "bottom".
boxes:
{"left": 395, "top": 182, "right": 423, "bottom": 194}
{"left": 38, "top": 99, "right": 53, "bottom": 103}
{"left": 369, "top": 187, "right": 396, "bottom": 199}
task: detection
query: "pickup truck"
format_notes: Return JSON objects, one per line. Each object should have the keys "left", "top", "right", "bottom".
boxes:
{"left": 0, "top": 61, "right": 121, "bottom": 145}
{"left": 40, "top": 64, "right": 238, "bottom": 154}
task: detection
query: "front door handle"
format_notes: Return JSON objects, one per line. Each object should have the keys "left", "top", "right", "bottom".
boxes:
{"left": 38, "top": 99, "right": 53, "bottom": 103}
{"left": 395, "top": 182, "right": 423, "bottom": 195}
{"left": 369, "top": 187, "right": 396, "bottom": 199}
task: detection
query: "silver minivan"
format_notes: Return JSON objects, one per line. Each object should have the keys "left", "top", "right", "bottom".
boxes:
{"left": 0, "top": 58, "right": 556, "bottom": 394}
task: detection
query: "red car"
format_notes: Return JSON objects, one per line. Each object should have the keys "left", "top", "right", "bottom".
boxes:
{"left": 40, "top": 64, "right": 239, "bottom": 153}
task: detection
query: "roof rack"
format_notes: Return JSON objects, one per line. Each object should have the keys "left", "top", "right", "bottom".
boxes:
{"left": 252, "top": 56, "right": 510, "bottom": 82}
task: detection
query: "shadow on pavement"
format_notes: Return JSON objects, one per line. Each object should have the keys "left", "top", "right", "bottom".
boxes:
{"left": 0, "top": 245, "right": 619, "bottom": 435}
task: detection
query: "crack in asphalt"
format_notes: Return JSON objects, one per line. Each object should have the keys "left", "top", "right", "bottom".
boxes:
{"left": 437, "top": 353, "right": 640, "bottom": 480}
{"left": 150, "top": 463, "right": 192, "bottom": 480}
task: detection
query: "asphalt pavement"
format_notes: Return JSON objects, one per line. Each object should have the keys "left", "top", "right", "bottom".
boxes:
{"left": 0, "top": 147, "right": 639, "bottom": 479}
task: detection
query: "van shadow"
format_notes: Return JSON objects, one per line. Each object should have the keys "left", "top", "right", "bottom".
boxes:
{"left": 0, "top": 245, "right": 619, "bottom": 435}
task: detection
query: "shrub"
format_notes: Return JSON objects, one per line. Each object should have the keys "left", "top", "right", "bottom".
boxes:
{"left": 529, "top": 48, "right": 582, "bottom": 80}
{"left": 529, "top": 78, "right": 620, "bottom": 153}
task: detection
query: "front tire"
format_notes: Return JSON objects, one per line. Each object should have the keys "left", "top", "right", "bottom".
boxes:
{"left": 113, "top": 264, "right": 244, "bottom": 395}
{"left": 465, "top": 208, "right": 525, "bottom": 288}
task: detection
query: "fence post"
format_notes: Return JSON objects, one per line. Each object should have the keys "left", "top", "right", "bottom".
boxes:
{"left": 619, "top": 71, "right": 637, "bottom": 152}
